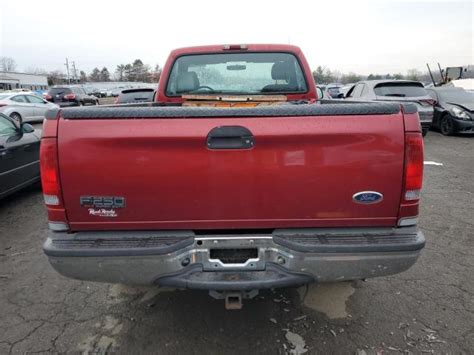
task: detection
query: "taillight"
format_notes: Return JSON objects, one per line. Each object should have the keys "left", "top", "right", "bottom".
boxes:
{"left": 40, "top": 138, "right": 63, "bottom": 207}
{"left": 64, "top": 93, "right": 76, "bottom": 100}
{"left": 44, "top": 94, "right": 52, "bottom": 100}
{"left": 403, "top": 133, "right": 424, "bottom": 202}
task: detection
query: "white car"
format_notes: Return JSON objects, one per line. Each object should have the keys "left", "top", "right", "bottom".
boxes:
{"left": 0, "top": 92, "right": 59, "bottom": 123}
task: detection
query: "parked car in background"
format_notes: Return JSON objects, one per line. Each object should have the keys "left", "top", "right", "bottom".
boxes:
{"left": 95, "top": 88, "right": 112, "bottom": 98}
{"left": 34, "top": 89, "right": 48, "bottom": 97}
{"left": 326, "top": 83, "right": 343, "bottom": 98}
{"left": 84, "top": 87, "right": 96, "bottom": 96}
{"left": 111, "top": 87, "right": 128, "bottom": 97}
{"left": 90, "top": 88, "right": 103, "bottom": 98}
{"left": 426, "top": 87, "right": 474, "bottom": 135}
{"left": 345, "top": 80, "right": 434, "bottom": 136}
{"left": 316, "top": 85, "right": 332, "bottom": 100}
{"left": 45, "top": 86, "right": 99, "bottom": 107}
{"left": 338, "top": 84, "right": 355, "bottom": 98}
{"left": 0, "top": 113, "right": 40, "bottom": 199}
{"left": 115, "top": 88, "right": 155, "bottom": 104}
{"left": 444, "top": 78, "right": 474, "bottom": 92}
{"left": 0, "top": 92, "right": 59, "bottom": 123}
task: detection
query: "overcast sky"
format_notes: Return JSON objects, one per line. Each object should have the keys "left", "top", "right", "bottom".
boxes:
{"left": 0, "top": 0, "right": 472, "bottom": 76}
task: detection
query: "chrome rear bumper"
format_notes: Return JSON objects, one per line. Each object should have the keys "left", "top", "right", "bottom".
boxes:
{"left": 44, "top": 227, "right": 424, "bottom": 289}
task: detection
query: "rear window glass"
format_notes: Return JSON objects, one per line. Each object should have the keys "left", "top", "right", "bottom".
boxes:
{"left": 48, "top": 88, "right": 72, "bottom": 95}
{"left": 119, "top": 90, "right": 154, "bottom": 103}
{"left": 166, "top": 52, "right": 308, "bottom": 96}
{"left": 374, "top": 83, "right": 427, "bottom": 97}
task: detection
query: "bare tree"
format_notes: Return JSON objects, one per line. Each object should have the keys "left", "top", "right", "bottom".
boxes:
{"left": 152, "top": 64, "right": 162, "bottom": 82}
{"left": 115, "top": 64, "right": 126, "bottom": 81}
{"left": 0, "top": 57, "right": 17, "bottom": 72}
{"left": 406, "top": 69, "right": 422, "bottom": 81}
{"left": 99, "top": 67, "right": 110, "bottom": 82}
{"left": 47, "top": 70, "right": 66, "bottom": 86}
{"left": 79, "top": 71, "right": 88, "bottom": 83}
{"left": 89, "top": 68, "right": 101, "bottom": 82}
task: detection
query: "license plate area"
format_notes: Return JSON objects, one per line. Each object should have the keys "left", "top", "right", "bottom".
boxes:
{"left": 196, "top": 236, "right": 269, "bottom": 271}
{"left": 210, "top": 248, "right": 258, "bottom": 264}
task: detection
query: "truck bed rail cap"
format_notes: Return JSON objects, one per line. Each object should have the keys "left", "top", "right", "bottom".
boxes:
{"left": 59, "top": 102, "right": 402, "bottom": 119}
{"left": 45, "top": 108, "right": 60, "bottom": 120}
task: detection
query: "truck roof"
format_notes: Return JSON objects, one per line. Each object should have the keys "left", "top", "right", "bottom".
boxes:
{"left": 169, "top": 44, "right": 304, "bottom": 56}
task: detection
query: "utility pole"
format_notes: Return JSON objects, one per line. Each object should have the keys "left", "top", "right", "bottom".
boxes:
{"left": 72, "top": 61, "right": 77, "bottom": 83}
{"left": 64, "top": 58, "right": 70, "bottom": 84}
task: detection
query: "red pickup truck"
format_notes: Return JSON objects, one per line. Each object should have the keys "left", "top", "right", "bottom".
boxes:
{"left": 41, "top": 44, "right": 425, "bottom": 308}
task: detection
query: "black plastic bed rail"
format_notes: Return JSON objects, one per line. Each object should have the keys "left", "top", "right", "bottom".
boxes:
{"left": 45, "top": 101, "right": 416, "bottom": 120}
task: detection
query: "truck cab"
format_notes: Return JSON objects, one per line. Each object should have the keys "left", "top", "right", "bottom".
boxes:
{"left": 155, "top": 44, "right": 317, "bottom": 105}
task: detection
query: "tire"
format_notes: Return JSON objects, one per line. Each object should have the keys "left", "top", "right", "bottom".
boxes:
{"left": 422, "top": 129, "right": 428, "bottom": 137}
{"left": 9, "top": 112, "right": 22, "bottom": 124}
{"left": 78, "top": 101, "right": 84, "bottom": 107}
{"left": 440, "top": 114, "right": 454, "bottom": 136}
{"left": 95, "top": 100, "right": 99, "bottom": 105}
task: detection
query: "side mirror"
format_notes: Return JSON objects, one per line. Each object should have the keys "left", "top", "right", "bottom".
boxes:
{"left": 21, "top": 123, "right": 35, "bottom": 133}
{"left": 337, "top": 93, "right": 345, "bottom": 99}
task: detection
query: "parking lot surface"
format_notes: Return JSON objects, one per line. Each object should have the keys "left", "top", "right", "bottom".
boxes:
{"left": 0, "top": 132, "right": 472, "bottom": 354}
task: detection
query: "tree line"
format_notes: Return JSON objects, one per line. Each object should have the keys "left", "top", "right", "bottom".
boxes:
{"left": 313, "top": 66, "right": 433, "bottom": 85}
{"left": 0, "top": 56, "right": 161, "bottom": 86}
{"left": 76, "top": 60, "right": 162, "bottom": 85}
{"left": 1, "top": 55, "right": 471, "bottom": 87}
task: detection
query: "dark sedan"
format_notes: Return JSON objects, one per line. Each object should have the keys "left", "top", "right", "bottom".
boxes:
{"left": 0, "top": 114, "right": 40, "bottom": 199}
{"left": 45, "top": 86, "right": 99, "bottom": 107}
{"left": 427, "top": 87, "right": 474, "bottom": 135}
{"left": 346, "top": 80, "right": 435, "bottom": 136}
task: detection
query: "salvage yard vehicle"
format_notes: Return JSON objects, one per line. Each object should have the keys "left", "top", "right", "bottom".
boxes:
{"left": 0, "top": 113, "right": 40, "bottom": 199}
{"left": 345, "top": 80, "right": 434, "bottom": 136}
{"left": 0, "top": 92, "right": 59, "bottom": 123}
{"left": 114, "top": 88, "right": 155, "bottom": 104}
{"left": 45, "top": 86, "right": 99, "bottom": 107}
{"left": 426, "top": 87, "right": 474, "bottom": 135}
{"left": 326, "top": 83, "right": 343, "bottom": 98}
{"left": 41, "top": 44, "right": 425, "bottom": 309}
{"left": 337, "top": 83, "right": 355, "bottom": 98}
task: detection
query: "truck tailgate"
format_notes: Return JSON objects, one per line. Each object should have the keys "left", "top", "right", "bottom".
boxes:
{"left": 57, "top": 105, "right": 405, "bottom": 231}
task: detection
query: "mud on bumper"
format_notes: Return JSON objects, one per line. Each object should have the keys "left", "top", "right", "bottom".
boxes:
{"left": 43, "top": 227, "right": 425, "bottom": 290}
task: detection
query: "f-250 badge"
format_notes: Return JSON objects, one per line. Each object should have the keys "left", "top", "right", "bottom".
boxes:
{"left": 80, "top": 196, "right": 125, "bottom": 217}
{"left": 80, "top": 196, "right": 126, "bottom": 208}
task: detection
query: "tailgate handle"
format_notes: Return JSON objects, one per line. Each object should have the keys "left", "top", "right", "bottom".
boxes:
{"left": 207, "top": 126, "right": 254, "bottom": 150}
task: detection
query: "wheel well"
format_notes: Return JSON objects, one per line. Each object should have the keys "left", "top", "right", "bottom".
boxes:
{"left": 9, "top": 112, "right": 22, "bottom": 118}
{"left": 436, "top": 111, "right": 450, "bottom": 127}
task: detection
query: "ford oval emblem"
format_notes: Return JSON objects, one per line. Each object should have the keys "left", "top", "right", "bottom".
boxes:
{"left": 352, "top": 191, "right": 383, "bottom": 204}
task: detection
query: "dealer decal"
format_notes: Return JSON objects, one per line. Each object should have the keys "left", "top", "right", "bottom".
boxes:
{"left": 80, "top": 196, "right": 125, "bottom": 218}
{"left": 88, "top": 208, "right": 118, "bottom": 218}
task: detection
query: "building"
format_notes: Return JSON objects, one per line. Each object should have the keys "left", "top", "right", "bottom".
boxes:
{"left": 0, "top": 71, "right": 48, "bottom": 91}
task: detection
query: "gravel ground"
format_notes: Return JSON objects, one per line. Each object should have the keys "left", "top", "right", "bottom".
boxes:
{"left": 0, "top": 131, "right": 472, "bottom": 354}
